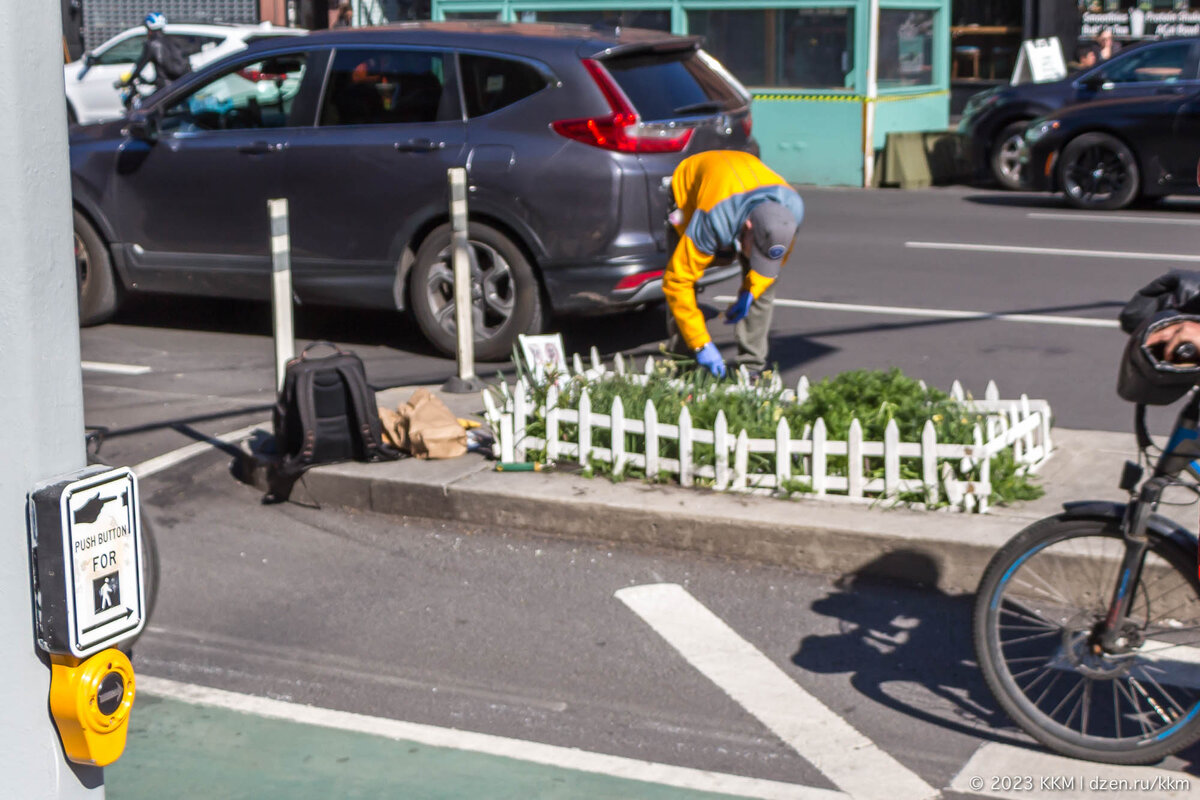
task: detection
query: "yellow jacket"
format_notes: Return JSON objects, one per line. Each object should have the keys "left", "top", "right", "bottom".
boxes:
{"left": 664, "top": 151, "right": 804, "bottom": 351}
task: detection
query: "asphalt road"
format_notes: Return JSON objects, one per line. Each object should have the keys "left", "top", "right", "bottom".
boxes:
{"left": 80, "top": 184, "right": 1200, "bottom": 795}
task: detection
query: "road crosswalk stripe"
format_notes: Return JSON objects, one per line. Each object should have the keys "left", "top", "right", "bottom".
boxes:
{"left": 714, "top": 296, "right": 1118, "bottom": 328}
{"left": 906, "top": 241, "right": 1200, "bottom": 262}
{"left": 132, "top": 423, "right": 263, "bottom": 479}
{"left": 1027, "top": 212, "right": 1200, "bottom": 227}
{"left": 616, "top": 583, "right": 939, "bottom": 800}
{"left": 138, "top": 676, "right": 847, "bottom": 800}
{"left": 82, "top": 360, "right": 152, "bottom": 375}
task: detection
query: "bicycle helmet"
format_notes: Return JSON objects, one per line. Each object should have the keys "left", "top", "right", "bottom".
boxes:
{"left": 143, "top": 12, "right": 167, "bottom": 30}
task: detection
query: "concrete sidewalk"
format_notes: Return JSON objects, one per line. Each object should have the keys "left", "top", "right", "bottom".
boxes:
{"left": 242, "top": 384, "right": 1198, "bottom": 594}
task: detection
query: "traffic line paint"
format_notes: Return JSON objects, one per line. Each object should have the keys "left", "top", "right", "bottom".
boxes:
{"left": 137, "top": 676, "right": 847, "bottom": 800}
{"left": 81, "top": 361, "right": 152, "bottom": 375}
{"left": 713, "top": 296, "right": 1119, "bottom": 329}
{"left": 1027, "top": 212, "right": 1200, "bottom": 227}
{"left": 132, "top": 422, "right": 263, "bottom": 479}
{"left": 906, "top": 241, "right": 1200, "bottom": 263}
{"left": 948, "top": 742, "right": 1193, "bottom": 799}
{"left": 615, "top": 584, "right": 939, "bottom": 800}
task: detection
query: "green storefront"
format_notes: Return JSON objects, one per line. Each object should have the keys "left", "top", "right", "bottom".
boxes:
{"left": 430, "top": 0, "right": 950, "bottom": 185}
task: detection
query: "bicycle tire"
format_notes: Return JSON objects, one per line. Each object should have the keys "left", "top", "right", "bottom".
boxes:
{"left": 974, "top": 513, "right": 1200, "bottom": 764}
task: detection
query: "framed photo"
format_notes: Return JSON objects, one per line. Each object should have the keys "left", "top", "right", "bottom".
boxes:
{"left": 519, "top": 333, "right": 568, "bottom": 380}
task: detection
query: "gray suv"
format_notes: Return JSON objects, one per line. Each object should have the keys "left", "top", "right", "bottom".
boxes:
{"left": 70, "top": 22, "right": 758, "bottom": 359}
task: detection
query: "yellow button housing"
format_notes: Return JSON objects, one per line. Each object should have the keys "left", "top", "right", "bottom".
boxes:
{"left": 49, "top": 648, "right": 135, "bottom": 766}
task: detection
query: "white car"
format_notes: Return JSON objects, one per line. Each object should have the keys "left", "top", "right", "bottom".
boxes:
{"left": 65, "top": 22, "right": 307, "bottom": 125}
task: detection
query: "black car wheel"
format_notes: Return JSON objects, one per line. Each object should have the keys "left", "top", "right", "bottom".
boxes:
{"left": 1058, "top": 133, "right": 1140, "bottom": 211}
{"left": 410, "top": 222, "right": 546, "bottom": 362}
{"left": 74, "top": 210, "right": 121, "bottom": 326}
{"left": 990, "top": 121, "right": 1029, "bottom": 190}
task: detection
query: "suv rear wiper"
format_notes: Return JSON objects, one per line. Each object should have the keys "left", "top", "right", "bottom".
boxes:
{"left": 672, "top": 101, "right": 726, "bottom": 115}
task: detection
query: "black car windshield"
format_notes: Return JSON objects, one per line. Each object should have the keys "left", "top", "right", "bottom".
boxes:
{"left": 602, "top": 49, "right": 743, "bottom": 122}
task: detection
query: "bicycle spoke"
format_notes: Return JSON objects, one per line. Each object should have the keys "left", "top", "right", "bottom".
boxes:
{"left": 1081, "top": 679, "right": 1092, "bottom": 736}
{"left": 1000, "top": 629, "right": 1061, "bottom": 647}
{"left": 999, "top": 602, "right": 1060, "bottom": 629}
{"left": 1049, "top": 674, "right": 1086, "bottom": 723}
{"left": 1132, "top": 663, "right": 1189, "bottom": 717}
{"left": 1031, "top": 669, "right": 1064, "bottom": 708}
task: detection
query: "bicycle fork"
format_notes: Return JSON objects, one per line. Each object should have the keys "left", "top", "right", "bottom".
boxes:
{"left": 1095, "top": 479, "right": 1164, "bottom": 653}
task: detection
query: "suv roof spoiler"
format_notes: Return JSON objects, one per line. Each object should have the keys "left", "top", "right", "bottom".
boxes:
{"left": 584, "top": 36, "right": 702, "bottom": 60}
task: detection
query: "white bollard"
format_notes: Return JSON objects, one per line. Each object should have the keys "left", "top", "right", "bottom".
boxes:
{"left": 442, "top": 168, "right": 484, "bottom": 393}
{"left": 268, "top": 198, "right": 295, "bottom": 393}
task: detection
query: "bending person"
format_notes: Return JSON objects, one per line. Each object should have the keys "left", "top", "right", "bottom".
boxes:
{"left": 664, "top": 150, "right": 804, "bottom": 379}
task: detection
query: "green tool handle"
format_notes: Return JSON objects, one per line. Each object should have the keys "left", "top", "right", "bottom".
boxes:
{"left": 494, "top": 462, "right": 544, "bottom": 472}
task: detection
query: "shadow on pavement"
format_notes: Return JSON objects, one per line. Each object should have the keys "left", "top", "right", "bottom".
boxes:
{"left": 114, "top": 294, "right": 449, "bottom": 359}
{"left": 792, "top": 550, "right": 1029, "bottom": 747}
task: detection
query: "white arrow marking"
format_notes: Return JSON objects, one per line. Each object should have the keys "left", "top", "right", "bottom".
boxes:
{"left": 616, "top": 583, "right": 939, "bottom": 800}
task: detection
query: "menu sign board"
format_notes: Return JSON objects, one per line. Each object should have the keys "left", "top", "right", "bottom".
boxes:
{"left": 1082, "top": 9, "right": 1200, "bottom": 39}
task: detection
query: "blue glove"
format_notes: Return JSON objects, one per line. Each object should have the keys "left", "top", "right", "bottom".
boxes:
{"left": 695, "top": 342, "right": 726, "bottom": 378}
{"left": 724, "top": 290, "right": 753, "bottom": 324}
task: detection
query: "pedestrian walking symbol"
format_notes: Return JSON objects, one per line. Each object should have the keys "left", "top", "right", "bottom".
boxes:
{"left": 94, "top": 573, "right": 120, "bottom": 615}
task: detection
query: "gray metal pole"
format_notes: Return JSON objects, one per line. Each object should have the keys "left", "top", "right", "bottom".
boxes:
{"left": 269, "top": 199, "right": 296, "bottom": 393}
{"left": 442, "top": 168, "right": 484, "bottom": 394}
{"left": 0, "top": 2, "right": 102, "bottom": 797}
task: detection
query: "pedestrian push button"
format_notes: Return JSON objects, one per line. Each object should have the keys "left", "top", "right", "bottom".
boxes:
{"left": 49, "top": 648, "right": 136, "bottom": 766}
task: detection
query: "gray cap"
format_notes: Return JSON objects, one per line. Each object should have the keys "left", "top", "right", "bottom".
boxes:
{"left": 746, "top": 201, "right": 798, "bottom": 279}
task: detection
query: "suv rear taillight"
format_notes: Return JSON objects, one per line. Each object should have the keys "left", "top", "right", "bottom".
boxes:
{"left": 742, "top": 113, "right": 752, "bottom": 138}
{"left": 552, "top": 59, "right": 693, "bottom": 154}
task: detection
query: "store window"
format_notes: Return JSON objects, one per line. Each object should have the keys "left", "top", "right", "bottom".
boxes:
{"left": 878, "top": 10, "right": 936, "bottom": 87}
{"left": 687, "top": 8, "right": 855, "bottom": 89}
{"left": 516, "top": 9, "right": 671, "bottom": 30}
{"left": 444, "top": 11, "right": 502, "bottom": 20}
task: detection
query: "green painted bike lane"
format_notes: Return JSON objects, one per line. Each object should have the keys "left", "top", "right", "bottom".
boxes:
{"left": 106, "top": 692, "right": 760, "bottom": 800}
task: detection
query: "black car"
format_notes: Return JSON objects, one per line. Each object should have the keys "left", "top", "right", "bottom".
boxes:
{"left": 70, "top": 23, "right": 757, "bottom": 359}
{"left": 959, "top": 36, "right": 1200, "bottom": 189}
{"left": 1020, "top": 90, "right": 1200, "bottom": 209}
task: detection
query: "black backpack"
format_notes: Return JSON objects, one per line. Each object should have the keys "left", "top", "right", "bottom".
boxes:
{"left": 267, "top": 342, "right": 400, "bottom": 502}
{"left": 157, "top": 36, "right": 192, "bottom": 82}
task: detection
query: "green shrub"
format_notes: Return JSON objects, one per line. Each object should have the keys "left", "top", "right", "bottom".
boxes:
{"left": 506, "top": 362, "right": 1042, "bottom": 507}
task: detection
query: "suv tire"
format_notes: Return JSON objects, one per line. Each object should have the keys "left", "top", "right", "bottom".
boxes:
{"left": 410, "top": 222, "right": 545, "bottom": 361}
{"left": 990, "top": 121, "right": 1029, "bottom": 190}
{"left": 74, "top": 210, "right": 121, "bottom": 326}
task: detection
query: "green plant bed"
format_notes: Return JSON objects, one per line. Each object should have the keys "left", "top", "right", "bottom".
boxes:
{"left": 501, "top": 361, "right": 1044, "bottom": 508}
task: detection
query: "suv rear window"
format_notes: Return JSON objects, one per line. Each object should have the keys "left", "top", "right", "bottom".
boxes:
{"left": 601, "top": 49, "right": 744, "bottom": 122}
{"left": 461, "top": 54, "right": 548, "bottom": 117}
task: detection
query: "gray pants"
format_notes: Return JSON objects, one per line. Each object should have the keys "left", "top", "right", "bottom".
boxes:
{"left": 665, "top": 278, "right": 775, "bottom": 374}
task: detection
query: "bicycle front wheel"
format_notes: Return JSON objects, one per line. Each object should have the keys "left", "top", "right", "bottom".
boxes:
{"left": 974, "top": 514, "right": 1200, "bottom": 764}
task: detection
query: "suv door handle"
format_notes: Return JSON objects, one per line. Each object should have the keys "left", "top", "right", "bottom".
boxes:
{"left": 394, "top": 138, "right": 446, "bottom": 153}
{"left": 237, "top": 141, "right": 285, "bottom": 155}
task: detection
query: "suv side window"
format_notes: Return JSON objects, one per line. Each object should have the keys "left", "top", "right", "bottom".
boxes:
{"left": 1102, "top": 42, "right": 1194, "bottom": 84}
{"left": 460, "top": 54, "right": 549, "bottom": 117}
{"left": 320, "top": 48, "right": 449, "bottom": 126}
{"left": 94, "top": 34, "right": 145, "bottom": 65}
{"left": 160, "top": 54, "right": 308, "bottom": 133}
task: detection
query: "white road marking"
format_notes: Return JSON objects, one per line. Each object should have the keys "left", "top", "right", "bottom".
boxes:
{"left": 138, "top": 676, "right": 847, "bottom": 800}
{"left": 132, "top": 423, "right": 263, "bottom": 479}
{"left": 713, "top": 295, "right": 1119, "bottom": 329}
{"left": 615, "top": 583, "right": 939, "bottom": 800}
{"left": 906, "top": 241, "right": 1200, "bottom": 262}
{"left": 1027, "top": 212, "right": 1200, "bottom": 227}
{"left": 949, "top": 742, "right": 1194, "bottom": 799}
{"left": 81, "top": 360, "right": 152, "bottom": 375}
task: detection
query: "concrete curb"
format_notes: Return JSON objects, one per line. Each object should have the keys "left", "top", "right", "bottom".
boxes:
{"left": 237, "top": 385, "right": 1189, "bottom": 594}
{"left": 239, "top": 438, "right": 1027, "bottom": 593}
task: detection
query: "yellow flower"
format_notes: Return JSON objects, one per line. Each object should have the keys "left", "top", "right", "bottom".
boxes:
{"left": 932, "top": 414, "right": 943, "bottom": 422}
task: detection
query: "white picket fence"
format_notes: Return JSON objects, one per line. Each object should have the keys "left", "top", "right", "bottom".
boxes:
{"left": 482, "top": 348, "right": 1053, "bottom": 513}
